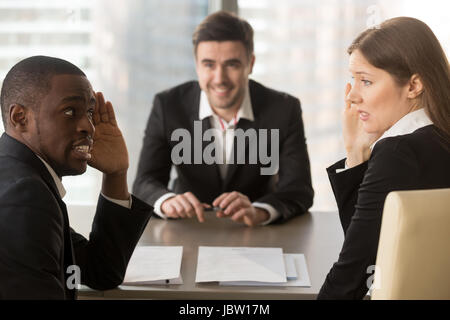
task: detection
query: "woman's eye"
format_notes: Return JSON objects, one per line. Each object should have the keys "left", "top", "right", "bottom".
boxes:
{"left": 362, "top": 80, "right": 372, "bottom": 86}
{"left": 64, "top": 108, "right": 74, "bottom": 116}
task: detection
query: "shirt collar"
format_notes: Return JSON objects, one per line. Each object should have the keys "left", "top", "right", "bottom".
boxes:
{"left": 371, "top": 108, "right": 433, "bottom": 149}
{"left": 35, "top": 155, "right": 67, "bottom": 199}
{"left": 199, "top": 83, "right": 254, "bottom": 122}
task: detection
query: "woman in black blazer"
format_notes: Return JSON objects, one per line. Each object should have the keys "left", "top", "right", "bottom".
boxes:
{"left": 318, "top": 17, "right": 450, "bottom": 299}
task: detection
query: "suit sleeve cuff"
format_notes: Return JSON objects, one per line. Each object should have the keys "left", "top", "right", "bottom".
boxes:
{"left": 335, "top": 158, "right": 350, "bottom": 173}
{"left": 153, "top": 192, "right": 177, "bottom": 219}
{"left": 101, "top": 192, "right": 132, "bottom": 209}
{"left": 253, "top": 202, "right": 280, "bottom": 225}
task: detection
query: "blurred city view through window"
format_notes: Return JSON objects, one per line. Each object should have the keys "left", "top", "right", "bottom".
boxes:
{"left": 0, "top": 0, "right": 448, "bottom": 210}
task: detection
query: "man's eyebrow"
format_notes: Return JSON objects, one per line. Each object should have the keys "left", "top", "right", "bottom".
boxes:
{"left": 225, "top": 58, "right": 242, "bottom": 64}
{"left": 59, "top": 95, "right": 96, "bottom": 106}
{"left": 60, "top": 96, "right": 85, "bottom": 104}
{"left": 201, "top": 58, "right": 242, "bottom": 65}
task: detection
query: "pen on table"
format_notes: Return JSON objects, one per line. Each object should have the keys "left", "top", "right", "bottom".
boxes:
{"left": 205, "top": 206, "right": 223, "bottom": 212}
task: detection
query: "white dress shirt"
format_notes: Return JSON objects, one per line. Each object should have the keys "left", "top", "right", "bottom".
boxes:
{"left": 36, "top": 155, "right": 131, "bottom": 208}
{"left": 154, "top": 84, "right": 280, "bottom": 225}
{"left": 371, "top": 108, "right": 432, "bottom": 148}
{"left": 338, "top": 108, "right": 433, "bottom": 172}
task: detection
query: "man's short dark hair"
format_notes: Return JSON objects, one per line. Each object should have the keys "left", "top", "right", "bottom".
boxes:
{"left": 192, "top": 11, "right": 254, "bottom": 59}
{"left": 0, "top": 55, "right": 85, "bottom": 128}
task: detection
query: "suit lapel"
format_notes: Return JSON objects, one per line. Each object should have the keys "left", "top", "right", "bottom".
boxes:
{"left": 0, "top": 133, "right": 60, "bottom": 197}
{"left": 0, "top": 133, "right": 76, "bottom": 299}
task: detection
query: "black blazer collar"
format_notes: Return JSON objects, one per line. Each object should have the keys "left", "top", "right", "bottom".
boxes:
{"left": 185, "top": 81, "right": 202, "bottom": 123}
{"left": 0, "top": 133, "right": 62, "bottom": 200}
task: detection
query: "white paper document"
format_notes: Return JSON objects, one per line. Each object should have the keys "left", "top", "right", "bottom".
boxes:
{"left": 219, "top": 254, "right": 311, "bottom": 287}
{"left": 123, "top": 246, "right": 183, "bottom": 285}
{"left": 195, "top": 246, "right": 286, "bottom": 283}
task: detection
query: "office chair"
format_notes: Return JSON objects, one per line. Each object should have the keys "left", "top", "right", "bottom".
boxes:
{"left": 371, "top": 188, "right": 450, "bottom": 300}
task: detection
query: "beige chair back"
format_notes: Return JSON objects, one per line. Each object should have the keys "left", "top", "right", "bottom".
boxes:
{"left": 371, "top": 188, "right": 450, "bottom": 300}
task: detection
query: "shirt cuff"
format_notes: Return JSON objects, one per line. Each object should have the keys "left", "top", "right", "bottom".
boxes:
{"left": 153, "top": 192, "right": 177, "bottom": 219}
{"left": 101, "top": 192, "right": 132, "bottom": 209}
{"left": 252, "top": 202, "right": 280, "bottom": 225}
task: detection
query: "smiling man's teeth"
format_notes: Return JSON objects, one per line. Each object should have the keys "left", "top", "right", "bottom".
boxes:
{"left": 215, "top": 87, "right": 229, "bottom": 93}
{"left": 75, "top": 145, "right": 90, "bottom": 153}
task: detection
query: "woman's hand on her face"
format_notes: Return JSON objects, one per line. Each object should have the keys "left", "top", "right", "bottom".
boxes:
{"left": 342, "top": 83, "right": 381, "bottom": 167}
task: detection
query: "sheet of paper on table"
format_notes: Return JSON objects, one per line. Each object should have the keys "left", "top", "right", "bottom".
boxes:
{"left": 123, "top": 246, "right": 183, "bottom": 285}
{"left": 195, "top": 246, "right": 286, "bottom": 283}
{"left": 219, "top": 254, "right": 311, "bottom": 287}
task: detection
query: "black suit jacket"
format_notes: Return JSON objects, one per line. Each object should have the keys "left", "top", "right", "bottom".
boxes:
{"left": 0, "top": 133, "right": 152, "bottom": 299}
{"left": 133, "top": 80, "right": 313, "bottom": 222}
{"left": 318, "top": 125, "right": 450, "bottom": 299}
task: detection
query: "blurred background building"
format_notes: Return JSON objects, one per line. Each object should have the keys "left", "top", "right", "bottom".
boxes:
{"left": 0, "top": 0, "right": 448, "bottom": 210}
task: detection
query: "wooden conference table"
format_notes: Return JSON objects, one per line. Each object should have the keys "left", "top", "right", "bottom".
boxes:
{"left": 72, "top": 207, "right": 343, "bottom": 300}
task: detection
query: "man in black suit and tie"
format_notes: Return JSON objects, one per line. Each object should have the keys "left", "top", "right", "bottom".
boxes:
{"left": 0, "top": 56, "right": 152, "bottom": 299}
{"left": 133, "top": 11, "right": 313, "bottom": 226}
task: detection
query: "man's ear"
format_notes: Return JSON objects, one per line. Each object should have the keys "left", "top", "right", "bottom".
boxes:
{"left": 407, "top": 74, "right": 424, "bottom": 99}
{"left": 248, "top": 54, "right": 255, "bottom": 74}
{"left": 9, "top": 104, "right": 29, "bottom": 132}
